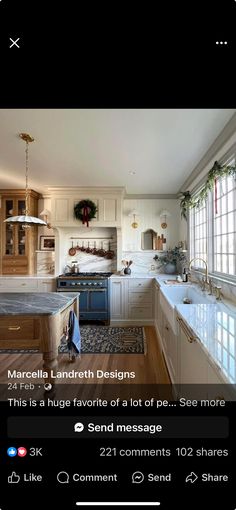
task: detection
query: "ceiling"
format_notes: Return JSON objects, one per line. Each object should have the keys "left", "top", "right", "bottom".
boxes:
{"left": 0, "top": 109, "right": 235, "bottom": 194}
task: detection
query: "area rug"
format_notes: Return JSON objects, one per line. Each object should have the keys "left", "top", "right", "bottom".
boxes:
{"left": 59, "top": 326, "right": 146, "bottom": 354}
{"left": 0, "top": 327, "right": 146, "bottom": 355}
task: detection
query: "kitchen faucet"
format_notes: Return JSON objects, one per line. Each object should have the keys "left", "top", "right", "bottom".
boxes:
{"left": 188, "top": 257, "right": 209, "bottom": 286}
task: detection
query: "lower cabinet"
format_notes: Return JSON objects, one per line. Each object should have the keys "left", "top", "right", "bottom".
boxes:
{"left": 37, "top": 279, "right": 56, "bottom": 292}
{"left": 110, "top": 279, "right": 125, "bottom": 320}
{"left": 0, "top": 278, "right": 56, "bottom": 293}
{"left": 162, "top": 314, "right": 178, "bottom": 384}
{"left": 179, "top": 326, "right": 208, "bottom": 398}
{"left": 110, "top": 278, "right": 153, "bottom": 323}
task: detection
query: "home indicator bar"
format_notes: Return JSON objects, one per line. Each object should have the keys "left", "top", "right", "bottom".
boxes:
{"left": 76, "top": 504, "right": 161, "bottom": 507}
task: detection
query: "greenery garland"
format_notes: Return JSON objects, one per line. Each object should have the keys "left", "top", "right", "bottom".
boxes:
{"left": 180, "top": 161, "right": 236, "bottom": 220}
{"left": 74, "top": 199, "right": 97, "bottom": 226}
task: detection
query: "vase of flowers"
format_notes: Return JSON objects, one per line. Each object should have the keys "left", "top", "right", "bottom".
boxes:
{"left": 153, "top": 246, "right": 187, "bottom": 274}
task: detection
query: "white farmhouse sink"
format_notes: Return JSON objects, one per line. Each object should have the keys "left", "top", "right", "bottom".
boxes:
{"left": 160, "top": 286, "right": 211, "bottom": 334}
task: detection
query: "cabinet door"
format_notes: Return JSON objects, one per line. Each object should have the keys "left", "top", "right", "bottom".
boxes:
{"left": 15, "top": 199, "right": 26, "bottom": 256}
{"left": 4, "top": 199, "right": 14, "bottom": 256}
{"left": 38, "top": 280, "right": 56, "bottom": 292}
{"left": 162, "top": 316, "right": 178, "bottom": 384}
{"left": 111, "top": 280, "right": 124, "bottom": 319}
{"left": 179, "top": 328, "right": 208, "bottom": 398}
{"left": 89, "top": 289, "right": 107, "bottom": 311}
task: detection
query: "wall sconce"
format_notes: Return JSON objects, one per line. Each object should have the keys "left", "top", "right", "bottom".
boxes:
{"left": 128, "top": 210, "right": 139, "bottom": 229}
{"left": 39, "top": 208, "right": 52, "bottom": 229}
{"left": 160, "top": 209, "right": 171, "bottom": 229}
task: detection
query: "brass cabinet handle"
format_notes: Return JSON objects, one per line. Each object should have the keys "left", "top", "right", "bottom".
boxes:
{"left": 8, "top": 326, "right": 21, "bottom": 331}
{"left": 177, "top": 316, "right": 198, "bottom": 343}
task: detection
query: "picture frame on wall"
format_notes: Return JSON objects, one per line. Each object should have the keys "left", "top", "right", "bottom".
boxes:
{"left": 40, "top": 236, "right": 55, "bottom": 251}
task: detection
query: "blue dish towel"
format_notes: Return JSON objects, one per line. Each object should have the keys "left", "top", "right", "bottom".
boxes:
{"left": 67, "top": 311, "right": 81, "bottom": 354}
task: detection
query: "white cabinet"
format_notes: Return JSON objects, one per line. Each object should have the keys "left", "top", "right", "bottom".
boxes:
{"left": 110, "top": 278, "right": 153, "bottom": 324}
{"left": 0, "top": 277, "right": 56, "bottom": 293}
{"left": 162, "top": 314, "right": 178, "bottom": 384}
{"left": 154, "top": 282, "right": 163, "bottom": 338}
{"left": 110, "top": 279, "right": 126, "bottom": 320}
{"left": 127, "top": 279, "right": 153, "bottom": 321}
{"left": 0, "top": 278, "right": 38, "bottom": 292}
{"left": 37, "top": 279, "right": 56, "bottom": 292}
{"left": 178, "top": 321, "right": 208, "bottom": 398}
{"left": 50, "top": 188, "right": 123, "bottom": 227}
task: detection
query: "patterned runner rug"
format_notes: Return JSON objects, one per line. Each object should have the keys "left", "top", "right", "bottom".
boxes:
{"left": 59, "top": 326, "right": 146, "bottom": 354}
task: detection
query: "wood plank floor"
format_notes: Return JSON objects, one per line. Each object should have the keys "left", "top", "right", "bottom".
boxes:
{"left": 0, "top": 326, "right": 171, "bottom": 399}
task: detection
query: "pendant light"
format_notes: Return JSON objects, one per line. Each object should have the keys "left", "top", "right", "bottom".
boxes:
{"left": 4, "top": 133, "right": 47, "bottom": 228}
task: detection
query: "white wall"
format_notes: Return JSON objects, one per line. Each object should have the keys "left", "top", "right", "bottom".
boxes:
{"left": 122, "top": 198, "right": 180, "bottom": 251}
{"left": 121, "top": 198, "right": 181, "bottom": 273}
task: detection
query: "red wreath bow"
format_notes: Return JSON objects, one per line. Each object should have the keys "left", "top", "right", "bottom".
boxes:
{"left": 82, "top": 206, "right": 91, "bottom": 227}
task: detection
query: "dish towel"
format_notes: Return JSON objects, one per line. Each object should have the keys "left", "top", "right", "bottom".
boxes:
{"left": 67, "top": 311, "right": 81, "bottom": 358}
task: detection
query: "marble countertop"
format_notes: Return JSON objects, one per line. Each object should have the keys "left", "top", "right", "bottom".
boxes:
{"left": 110, "top": 273, "right": 178, "bottom": 280}
{"left": 0, "top": 293, "right": 78, "bottom": 316}
{"left": 176, "top": 302, "right": 236, "bottom": 385}
{"left": 0, "top": 275, "right": 56, "bottom": 279}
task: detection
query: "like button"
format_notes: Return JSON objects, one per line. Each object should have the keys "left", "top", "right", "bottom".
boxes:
{"left": 8, "top": 471, "right": 20, "bottom": 484}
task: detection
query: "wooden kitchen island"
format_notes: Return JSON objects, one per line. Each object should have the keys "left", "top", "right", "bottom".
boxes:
{"left": 0, "top": 293, "right": 79, "bottom": 382}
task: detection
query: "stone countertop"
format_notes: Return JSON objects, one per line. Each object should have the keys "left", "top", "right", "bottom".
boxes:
{"left": 0, "top": 275, "right": 56, "bottom": 279}
{"left": 176, "top": 302, "right": 236, "bottom": 385}
{"left": 0, "top": 293, "right": 78, "bottom": 316}
{"left": 110, "top": 273, "right": 178, "bottom": 280}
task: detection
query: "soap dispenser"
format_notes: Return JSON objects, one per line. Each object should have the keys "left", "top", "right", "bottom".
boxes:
{"left": 182, "top": 268, "right": 188, "bottom": 282}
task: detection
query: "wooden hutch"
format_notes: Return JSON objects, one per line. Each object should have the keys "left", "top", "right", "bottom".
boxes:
{"left": 0, "top": 189, "right": 41, "bottom": 275}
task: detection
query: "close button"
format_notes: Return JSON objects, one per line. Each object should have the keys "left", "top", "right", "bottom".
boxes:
{"left": 9, "top": 37, "right": 20, "bottom": 48}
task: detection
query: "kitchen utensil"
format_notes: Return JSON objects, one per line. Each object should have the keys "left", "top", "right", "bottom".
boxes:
{"left": 86, "top": 241, "right": 91, "bottom": 253}
{"left": 98, "top": 241, "right": 105, "bottom": 257}
{"left": 76, "top": 241, "right": 80, "bottom": 251}
{"left": 92, "top": 241, "right": 97, "bottom": 255}
{"left": 106, "top": 242, "right": 114, "bottom": 259}
{"left": 69, "top": 242, "right": 76, "bottom": 256}
{"left": 80, "top": 241, "right": 85, "bottom": 252}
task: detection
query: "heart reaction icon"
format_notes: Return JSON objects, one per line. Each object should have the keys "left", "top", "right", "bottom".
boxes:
{"left": 18, "top": 447, "right": 27, "bottom": 457}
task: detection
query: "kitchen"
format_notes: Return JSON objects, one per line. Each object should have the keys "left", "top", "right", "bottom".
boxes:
{"left": 0, "top": 109, "right": 236, "bottom": 399}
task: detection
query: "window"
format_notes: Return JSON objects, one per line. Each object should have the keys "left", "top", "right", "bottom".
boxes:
{"left": 189, "top": 197, "right": 207, "bottom": 270}
{"left": 189, "top": 152, "right": 236, "bottom": 280}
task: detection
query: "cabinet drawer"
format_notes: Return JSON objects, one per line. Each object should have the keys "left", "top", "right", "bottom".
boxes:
{"left": 0, "top": 318, "right": 40, "bottom": 346}
{"left": 3, "top": 257, "right": 28, "bottom": 266}
{"left": 129, "top": 291, "right": 152, "bottom": 304}
{"left": 128, "top": 280, "right": 152, "bottom": 290}
{"left": 2, "top": 267, "right": 28, "bottom": 275}
{"left": 0, "top": 279, "right": 38, "bottom": 290}
{"left": 128, "top": 305, "right": 153, "bottom": 319}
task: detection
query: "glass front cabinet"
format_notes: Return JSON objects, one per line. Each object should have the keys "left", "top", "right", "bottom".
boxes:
{"left": 0, "top": 190, "right": 41, "bottom": 275}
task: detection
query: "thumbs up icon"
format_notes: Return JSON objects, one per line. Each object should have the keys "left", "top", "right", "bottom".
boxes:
{"left": 8, "top": 471, "right": 20, "bottom": 484}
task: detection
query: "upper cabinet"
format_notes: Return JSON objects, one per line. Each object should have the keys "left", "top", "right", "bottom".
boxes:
{"left": 49, "top": 187, "right": 124, "bottom": 228}
{"left": 0, "top": 190, "right": 41, "bottom": 275}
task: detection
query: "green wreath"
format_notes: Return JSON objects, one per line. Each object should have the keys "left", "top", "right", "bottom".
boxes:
{"left": 74, "top": 199, "right": 97, "bottom": 226}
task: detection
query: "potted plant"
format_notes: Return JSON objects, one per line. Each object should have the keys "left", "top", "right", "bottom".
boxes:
{"left": 153, "top": 246, "right": 187, "bottom": 274}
